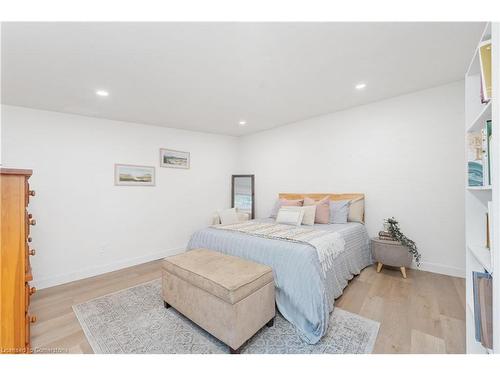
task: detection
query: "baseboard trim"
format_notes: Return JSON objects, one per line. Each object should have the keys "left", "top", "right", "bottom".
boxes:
{"left": 414, "top": 261, "right": 465, "bottom": 278}
{"left": 34, "top": 247, "right": 185, "bottom": 290}
{"left": 35, "top": 248, "right": 465, "bottom": 289}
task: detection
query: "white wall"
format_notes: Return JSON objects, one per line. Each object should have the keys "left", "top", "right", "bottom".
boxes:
{"left": 1, "top": 105, "right": 238, "bottom": 288}
{"left": 237, "top": 82, "right": 465, "bottom": 277}
{"left": 1, "top": 81, "right": 466, "bottom": 287}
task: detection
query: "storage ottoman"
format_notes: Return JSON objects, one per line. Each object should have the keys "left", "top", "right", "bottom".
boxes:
{"left": 161, "top": 248, "right": 276, "bottom": 353}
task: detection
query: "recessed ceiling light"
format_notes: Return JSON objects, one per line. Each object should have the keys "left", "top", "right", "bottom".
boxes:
{"left": 96, "top": 90, "right": 109, "bottom": 97}
{"left": 238, "top": 120, "right": 247, "bottom": 126}
{"left": 355, "top": 83, "right": 367, "bottom": 90}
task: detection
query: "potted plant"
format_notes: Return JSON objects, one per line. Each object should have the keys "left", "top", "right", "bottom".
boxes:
{"left": 384, "top": 217, "right": 422, "bottom": 266}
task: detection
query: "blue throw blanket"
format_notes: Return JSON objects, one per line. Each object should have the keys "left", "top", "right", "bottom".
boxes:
{"left": 214, "top": 221, "right": 346, "bottom": 276}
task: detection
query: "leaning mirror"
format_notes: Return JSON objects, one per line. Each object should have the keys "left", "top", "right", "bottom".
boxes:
{"left": 231, "top": 175, "right": 255, "bottom": 219}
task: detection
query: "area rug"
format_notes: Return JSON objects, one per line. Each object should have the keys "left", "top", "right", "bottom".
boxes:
{"left": 73, "top": 279, "right": 380, "bottom": 354}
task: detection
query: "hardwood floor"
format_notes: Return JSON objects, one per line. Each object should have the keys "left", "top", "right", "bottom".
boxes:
{"left": 30, "top": 261, "right": 162, "bottom": 354}
{"left": 335, "top": 265, "right": 465, "bottom": 353}
{"left": 30, "top": 261, "right": 465, "bottom": 354}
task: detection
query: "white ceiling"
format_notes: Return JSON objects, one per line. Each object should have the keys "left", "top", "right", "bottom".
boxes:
{"left": 1, "top": 22, "right": 485, "bottom": 136}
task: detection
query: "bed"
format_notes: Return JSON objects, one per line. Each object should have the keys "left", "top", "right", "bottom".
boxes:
{"left": 187, "top": 193, "right": 372, "bottom": 344}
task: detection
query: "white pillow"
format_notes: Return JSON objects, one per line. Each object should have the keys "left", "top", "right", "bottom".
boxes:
{"left": 276, "top": 207, "right": 305, "bottom": 226}
{"left": 348, "top": 197, "right": 365, "bottom": 223}
{"left": 301, "top": 205, "right": 316, "bottom": 225}
{"left": 218, "top": 208, "right": 239, "bottom": 225}
{"left": 282, "top": 205, "right": 316, "bottom": 225}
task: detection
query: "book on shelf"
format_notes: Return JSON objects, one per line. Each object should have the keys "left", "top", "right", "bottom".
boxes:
{"left": 481, "top": 120, "right": 492, "bottom": 186}
{"left": 472, "top": 271, "right": 493, "bottom": 349}
{"left": 480, "top": 78, "right": 485, "bottom": 103}
{"left": 486, "top": 120, "right": 492, "bottom": 186}
{"left": 481, "top": 128, "right": 489, "bottom": 185}
{"left": 481, "top": 126, "right": 489, "bottom": 186}
{"left": 468, "top": 132, "right": 483, "bottom": 186}
{"left": 487, "top": 201, "right": 492, "bottom": 250}
{"left": 479, "top": 40, "right": 492, "bottom": 103}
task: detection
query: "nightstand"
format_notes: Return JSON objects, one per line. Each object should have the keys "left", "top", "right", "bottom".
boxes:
{"left": 371, "top": 237, "right": 412, "bottom": 278}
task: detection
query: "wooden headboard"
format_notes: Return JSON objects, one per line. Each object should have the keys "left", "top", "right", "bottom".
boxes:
{"left": 278, "top": 193, "right": 365, "bottom": 222}
{"left": 278, "top": 193, "right": 364, "bottom": 202}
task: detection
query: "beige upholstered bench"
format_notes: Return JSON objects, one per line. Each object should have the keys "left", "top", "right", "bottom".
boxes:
{"left": 161, "top": 248, "right": 276, "bottom": 353}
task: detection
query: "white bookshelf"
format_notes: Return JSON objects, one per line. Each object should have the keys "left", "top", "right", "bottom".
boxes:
{"left": 468, "top": 245, "right": 493, "bottom": 274}
{"left": 465, "top": 22, "right": 499, "bottom": 354}
{"left": 467, "top": 185, "right": 492, "bottom": 191}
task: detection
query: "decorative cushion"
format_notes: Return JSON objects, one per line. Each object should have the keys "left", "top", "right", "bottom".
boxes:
{"left": 348, "top": 197, "right": 364, "bottom": 223}
{"left": 304, "top": 196, "right": 330, "bottom": 224}
{"left": 300, "top": 205, "right": 316, "bottom": 225}
{"left": 280, "top": 205, "right": 316, "bottom": 225}
{"left": 212, "top": 211, "right": 250, "bottom": 225}
{"left": 218, "top": 208, "right": 239, "bottom": 225}
{"left": 276, "top": 207, "right": 305, "bottom": 226}
{"left": 330, "top": 200, "right": 350, "bottom": 224}
{"left": 270, "top": 199, "right": 303, "bottom": 218}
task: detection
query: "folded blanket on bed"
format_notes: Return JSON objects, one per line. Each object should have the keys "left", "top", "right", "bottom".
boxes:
{"left": 214, "top": 221, "right": 345, "bottom": 276}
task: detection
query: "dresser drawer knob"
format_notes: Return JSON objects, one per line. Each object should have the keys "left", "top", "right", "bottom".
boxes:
{"left": 29, "top": 190, "right": 36, "bottom": 197}
{"left": 30, "top": 287, "right": 37, "bottom": 295}
{"left": 30, "top": 315, "right": 37, "bottom": 324}
{"left": 29, "top": 219, "right": 36, "bottom": 226}
{"left": 27, "top": 237, "right": 33, "bottom": 243}
{"left": 29, "top": 249, "right": 36, "bottom": 256}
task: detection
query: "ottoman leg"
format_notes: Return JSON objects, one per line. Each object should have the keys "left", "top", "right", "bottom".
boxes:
{"left": 266, "top": 317, "right": 275, "bottom": 327}
{"left": 376, "top": 262, "right": 383, "bottom": 273}
{"left": 164, "top": 301, "right": 171, "bottom": 309}
{"left": 400, "top": 267, "right": 407, "bottom": 279}
{"left": 229, "top": 346, "right": 241, "bottom": 354}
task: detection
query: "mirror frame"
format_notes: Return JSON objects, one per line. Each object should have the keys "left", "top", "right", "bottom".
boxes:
{"left": 231, "top": 174, "right": 255, "bottom": 219}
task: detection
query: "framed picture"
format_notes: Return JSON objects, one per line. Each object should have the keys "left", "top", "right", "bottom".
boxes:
{"left": 160, "top": 148, "right": 190, "bottom": 169}
{"left": 114, "top": 164, "right": 155, "bottom": 186}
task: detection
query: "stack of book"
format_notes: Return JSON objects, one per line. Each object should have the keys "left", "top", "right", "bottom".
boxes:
{"left": 378, "top": 231, "right": 397, "bottom": 241}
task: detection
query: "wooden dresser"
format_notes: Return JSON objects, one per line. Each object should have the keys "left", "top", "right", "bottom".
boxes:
{"left": 0, "top": 168, "right": 36, "bottom": 354}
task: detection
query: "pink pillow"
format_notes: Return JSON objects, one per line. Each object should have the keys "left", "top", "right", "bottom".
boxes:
{"left": 270, "top": 199, "right": 303, "bottom": 218}
{"left": 304, "top": 196, "right": 330, "bottom": 224}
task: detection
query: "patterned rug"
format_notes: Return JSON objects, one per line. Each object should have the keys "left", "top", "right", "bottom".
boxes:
{"left": 73, "top": 279, "right": 380, "bottom": 354}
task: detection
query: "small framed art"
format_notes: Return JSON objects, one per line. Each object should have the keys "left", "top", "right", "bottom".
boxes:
{"left": 114, "top": 164, "right": 155, "bottom": 186}
{"left": 160, "top": 148, "right": 190, "bottom": 169}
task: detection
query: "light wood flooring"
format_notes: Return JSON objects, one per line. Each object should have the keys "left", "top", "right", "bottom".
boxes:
{"left": 335, "top": 265, "right": 465, "bottom": 353}
{"left": 30, "top": 261, "right": 465, "bottom": 354}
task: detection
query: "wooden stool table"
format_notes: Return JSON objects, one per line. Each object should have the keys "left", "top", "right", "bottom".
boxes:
{"left": 371, "top": 238, "right": 412, "bottom": 278}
